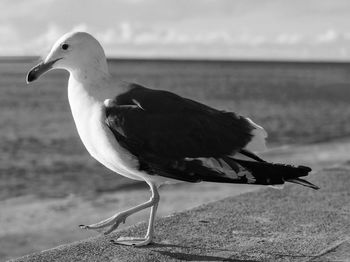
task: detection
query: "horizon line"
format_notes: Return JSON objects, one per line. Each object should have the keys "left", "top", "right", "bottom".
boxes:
{"left": 0, "top": 55, "right": 349, "bottom": 64}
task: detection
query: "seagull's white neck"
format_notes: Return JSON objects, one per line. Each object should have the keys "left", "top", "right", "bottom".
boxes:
{"left": 66, "top": 59, "right": 127, "bottom": 118}
{"left": 67, "top": 64, "right": 111, "bottom": 150}
{"left": 69, "top": 57, "right": 109, "bottom": 83}
{"left": 67, "top": 58, "right": 112, "bottom": 101}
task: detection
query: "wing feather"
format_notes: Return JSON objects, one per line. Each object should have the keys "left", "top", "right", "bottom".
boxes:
{"left": 105, "top": 84, "right": 254, "bottom": 159}
{"left": 101, "top": 84, "right": 317, "bottom": 189}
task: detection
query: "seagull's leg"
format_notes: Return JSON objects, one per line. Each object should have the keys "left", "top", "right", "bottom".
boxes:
{"left": 79, "top": 199, "right": 154, "bottom": 231}
{"left": 114, "top": 189, "right": 159, "bottom": 246}
{"left": 80, "top": 181, "right": 159, "bottom": 243}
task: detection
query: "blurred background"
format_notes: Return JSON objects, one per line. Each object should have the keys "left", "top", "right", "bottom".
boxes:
{"left": 1, "top": 0, "right": 350, "bottom": 260}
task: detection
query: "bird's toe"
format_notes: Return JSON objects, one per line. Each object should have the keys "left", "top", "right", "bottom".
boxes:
{"left": 111, "top": 236, "right": 153, "bottom": 246}
{"left": 103, "top": 214, "right": 128, "bottom": 235}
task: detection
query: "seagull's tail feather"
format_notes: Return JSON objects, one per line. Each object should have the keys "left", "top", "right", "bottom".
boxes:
{"left": 142, "top": 155, "right": 319, "bottom": 190}
{"left": 221, "top": 157, "right": 319, "bottom": 190}
{"left": 284, "top": 177, "right": 320, "bottom": 190}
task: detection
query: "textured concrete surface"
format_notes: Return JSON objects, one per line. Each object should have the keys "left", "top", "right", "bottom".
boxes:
{"left": 10, "top": 166, "right": 350, "bottom": 262}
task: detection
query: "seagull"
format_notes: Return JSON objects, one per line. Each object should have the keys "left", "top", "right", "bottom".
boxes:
{"left": 26, "top": 31, "right": 319, "bottom": 246}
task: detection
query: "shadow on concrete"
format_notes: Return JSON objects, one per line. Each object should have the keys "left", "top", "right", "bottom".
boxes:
{"left": 138, "top": 242, "right": 315, "bottom": 261}
{"left": 136, "top": 242, "right": 233, "bottom": 252}
{"left": 156, "top": 251, "right": 259, "bottom": 262}
{"left": 135, "top": 243, "right": 259, "bottom": 261}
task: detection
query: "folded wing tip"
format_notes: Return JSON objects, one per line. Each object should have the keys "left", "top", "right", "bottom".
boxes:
{"left": 244, "top": 117, "right": 268, "bottom": 153}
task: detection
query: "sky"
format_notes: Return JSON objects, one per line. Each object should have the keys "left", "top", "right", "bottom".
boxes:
{"left": 1, "top": 0, "right": 350, "bottom": 60}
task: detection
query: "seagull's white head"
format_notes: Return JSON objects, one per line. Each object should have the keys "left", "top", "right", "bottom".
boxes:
{"left": 27, "top": 31, "right": 108, "bottom": 83}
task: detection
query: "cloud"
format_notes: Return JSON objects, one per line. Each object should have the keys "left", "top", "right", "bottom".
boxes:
{"left": 315, "top": 29, "right": 339, "bottom": 43}
{"left": 275, "top": 33, "right": 303, "bottom": 45}
{"left": 94, "top": 24, "right": 268, "bottom": 47}
{"left": 23, "top": 22, "right": 350, "bottom": 60}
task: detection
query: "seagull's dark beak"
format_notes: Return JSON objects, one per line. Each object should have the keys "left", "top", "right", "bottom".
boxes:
{"left": 26, "top": 58, "right": 62, "bottom": 83}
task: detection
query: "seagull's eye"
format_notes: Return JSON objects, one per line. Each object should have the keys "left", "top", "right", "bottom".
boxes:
{"left": 61, "top": 44, "right": 69, "bottom": 50}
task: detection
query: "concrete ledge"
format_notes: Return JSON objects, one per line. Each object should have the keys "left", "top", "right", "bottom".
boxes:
{"left": 11, "top": 166, "right": 350, "bottom": 262}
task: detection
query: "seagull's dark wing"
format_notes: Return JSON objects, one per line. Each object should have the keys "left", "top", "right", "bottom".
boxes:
{"left": 106, "top": 84, "right": 254, "bottom": 159}
{"left": 104, "top": 84, "right": 261, "bottom": 184}
{"left": 104, "top": 84, "right": 317, "bottom": 189}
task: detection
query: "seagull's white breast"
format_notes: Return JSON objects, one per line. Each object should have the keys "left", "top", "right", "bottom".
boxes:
{"left": 67, "top": 77, "right": 143, "bottom": 181}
